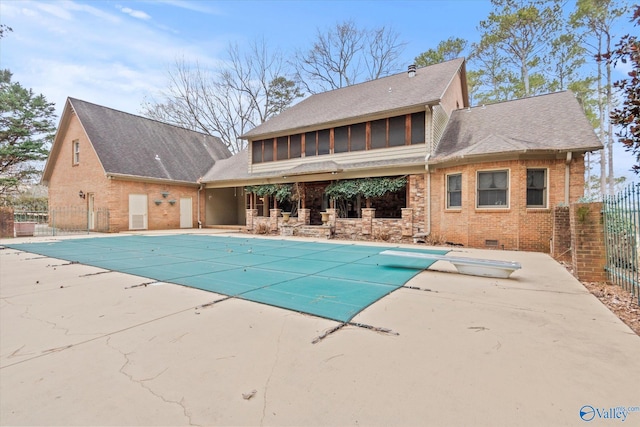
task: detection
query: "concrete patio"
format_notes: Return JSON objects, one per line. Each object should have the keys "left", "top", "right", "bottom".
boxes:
{"left": 1, "top": 232, "right": 639, "bottom": 426}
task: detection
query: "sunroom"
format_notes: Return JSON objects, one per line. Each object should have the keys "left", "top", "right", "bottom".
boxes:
{"left": 200, "top": 108, "right": 436, "bottom": 242}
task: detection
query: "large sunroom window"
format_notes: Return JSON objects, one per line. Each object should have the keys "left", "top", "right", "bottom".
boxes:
{"left": 250, "top": 111, "right": 426, "bottom": 163}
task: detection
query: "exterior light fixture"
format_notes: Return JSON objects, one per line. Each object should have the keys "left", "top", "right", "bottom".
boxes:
{"left": 79, "top": 190, "right": 85, "bottom": 199}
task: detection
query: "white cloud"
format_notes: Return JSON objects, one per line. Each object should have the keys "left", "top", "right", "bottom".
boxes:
{"left": 118, "top": 5, "right": 152, "bottom": 21}
{"left": 151, "top": 0, "right": 221, "bottom": 14}
{"left": 0, "top": 0, "right": 228, "bottom": 119}
{"left": 66, "top": 1, "right": 121, "bottom": 24}
{"left": 33, "top": 2, "right": 73, "bottom": 20}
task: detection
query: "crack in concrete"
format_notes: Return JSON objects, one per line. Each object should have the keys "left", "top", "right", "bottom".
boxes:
{"left": 105, "top": 337, "right": 200, "bottom": 427}
{"left": 260, "top": 316, "right": 287, "bottom": 426}
{"left": 7, "top": 344, "right": 35, "bottom": 359}
{"left": 5, "top": 296, "right": 69, "bottom": 333}
{"left": 1, "top": 304, "right": 197, "bottom": 370}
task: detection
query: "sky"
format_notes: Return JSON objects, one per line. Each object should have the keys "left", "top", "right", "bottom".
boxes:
{"left": 0, "top": 0, "right": 637, "bottom": 181}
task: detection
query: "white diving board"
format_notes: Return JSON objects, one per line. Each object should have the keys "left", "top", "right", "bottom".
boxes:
{"left": 379, "top": 250, "right": 522, "bottom": 279}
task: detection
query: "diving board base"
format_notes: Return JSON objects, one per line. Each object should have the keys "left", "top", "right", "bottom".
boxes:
{"left": 380, "top": 250, "right": 521, "bottom": 279}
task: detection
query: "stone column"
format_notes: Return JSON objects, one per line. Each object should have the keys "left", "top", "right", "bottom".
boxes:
{"left": 401, "top": 208, "right": 413, "bottom": 237}
{"left": 325, "top": 208, "right": 337, "bottom": 227}
{"left": 324, "top": 208, "right": 337, "bottom": 239}
{"left": 298, "top": 208, "right": 310, "bottom": 225}
{"left": 270, "top": 208, "right": 281, "bottom": 232}
{"left": 361, "top": 208, "right": 375, "bottom": 235}
{"left": 245, "top": 209, "right": 258, "bottom": 232}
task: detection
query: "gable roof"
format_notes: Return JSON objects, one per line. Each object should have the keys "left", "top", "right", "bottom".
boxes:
{"left": 43, "top": 98, "right": 231, "bottom": 184}
{"left": 243, "top": 58, "right": 467, "bottom": 139}
{"left": 205, "top": 90, "right": 602, "bottom": 185}
{"left": 432, "top": 91, "right": 602, "bottom": 164}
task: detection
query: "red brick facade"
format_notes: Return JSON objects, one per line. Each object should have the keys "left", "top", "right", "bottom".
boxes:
{"left": 0, "top": 207, "right": 14, "bottom": 238}
{"left": 47, "top": 112, "right": 203, "bottom": 232}
{"left": 570, "top": 202, "right": 607, "bottom": 282}
{"left": 246, "top": 157, "right": 585, "bottom": 252}
{"left": 428, "top": 157, "right": 585, "bottom": 252}
{"left": 552, "top": 206, "right": 572, "bottom": 263}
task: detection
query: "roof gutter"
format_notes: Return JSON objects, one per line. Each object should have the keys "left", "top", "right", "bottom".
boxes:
{"left": 105, "top": 173, "right": 200, "bottom": 187}
{"left": 427, "top": 147, "right": 602, "bottom": 169}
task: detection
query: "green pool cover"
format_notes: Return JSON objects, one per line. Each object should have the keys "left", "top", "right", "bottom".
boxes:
{"left": 6, "top": 235, "right": 447, "bottom": 322}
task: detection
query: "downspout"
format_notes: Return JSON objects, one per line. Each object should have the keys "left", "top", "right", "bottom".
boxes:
{"left": 424, "top": 104, "right": 433, "bottom": 237}
{"left": 425, "top": 154, "right": 431, "bottom": 236}
{"left": 565, "top": 152, "right": 572, "bottom": 204}
{"left": 197, "top": 182, "right": 204, "bottom": 228}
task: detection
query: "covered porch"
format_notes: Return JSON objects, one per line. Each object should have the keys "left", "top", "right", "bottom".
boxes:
{"left": 244, "top": 175, "right": 424, "bottom": 243}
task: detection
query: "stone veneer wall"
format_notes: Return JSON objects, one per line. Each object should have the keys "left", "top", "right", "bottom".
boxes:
{"left": 245, "top": 175, "right": 424, "bottom": 244}
{"left": 246, "top": 206, "right": 414, "bottom": 244}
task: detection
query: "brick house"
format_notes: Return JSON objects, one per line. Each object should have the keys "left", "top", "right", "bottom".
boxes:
{"left": 43, "top": 58, "right": 601, "bottom": 252}
{"left": 202, "top": 58, "right": 602, "bottom": 251}
{"left": 42, "top": 98, "right": 230, "bottom": 232}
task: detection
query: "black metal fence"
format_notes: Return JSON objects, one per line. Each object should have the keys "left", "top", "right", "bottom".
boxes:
{"left": 603, "top": 183, "right": 640, "bottom": 303}
{"left": 14, "top": 207, "right": 110, "bottom": 236}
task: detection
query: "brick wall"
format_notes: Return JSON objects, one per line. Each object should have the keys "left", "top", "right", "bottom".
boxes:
{"left": 552, "top": 206, "right": 572, "bottom": 263}
{"left": 570, "top": 202, "right": 607, "bottom": 282}
{"left": 0, "top": 207, "right": 14, "bottom": 238}
{"left": 48, "top": 112, "right": 203, "bottom": 232}
{"left": 108, "top": 180, "right": 201, "bottom": 231}
{"left": 429, "top": 157, "right": 585, "bottom": 252}
{"left": 48, "top": 112, "right": 110, "bottom": 229}
{"left": 242, "top": 159, "right": 586, "bottom": 252}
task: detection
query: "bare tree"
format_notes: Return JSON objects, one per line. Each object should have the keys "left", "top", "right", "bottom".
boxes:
{"left": 293, "top": 20, "right": 406, "bottom": 94}
{"left": 141, "top": 39, "right": 302, "bottom": 153}
{"left": 365, "top": 25, "right": 407, "bottom": 80}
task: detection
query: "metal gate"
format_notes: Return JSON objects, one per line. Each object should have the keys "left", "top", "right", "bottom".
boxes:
{"left": 14, "top": 207, "right": 110, "bottom": 236}
{"left": 603, "top": 183, "right": 640, "bottom": 303}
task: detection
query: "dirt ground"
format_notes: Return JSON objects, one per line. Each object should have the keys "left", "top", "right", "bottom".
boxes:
{"left": 558, "top": 261, "right": 640, "bottom": 336}
{"left": 581, "top": 281, "right": 640, "bottom": 336}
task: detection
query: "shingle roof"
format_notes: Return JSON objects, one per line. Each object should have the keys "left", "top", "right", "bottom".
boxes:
{"left": 433, "top": 91, "right": 602, "bottom": 163}
{"left": 202, "top": 150, "right": 425, "bottom": 183}
{"left": 202, "top": 150, "right": 250, "bottom": 182}
{"left": 243, "top": 58, "right": 466, "bottom": 139}
{"left": 68, "top": 98, "right": 231, "bottom": 183}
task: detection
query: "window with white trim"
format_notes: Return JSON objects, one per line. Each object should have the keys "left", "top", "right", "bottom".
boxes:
{"left": 73, "top": 140, "right": 80, "bottom": 165}
{"left": 477, "top": 170, "right": 508, "bottom": 207}
{"left": 526, "top": 168, "right": 547, "bottom": 208}
{"left": 447, "top": 173, "right": 462, "bottom": 208}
